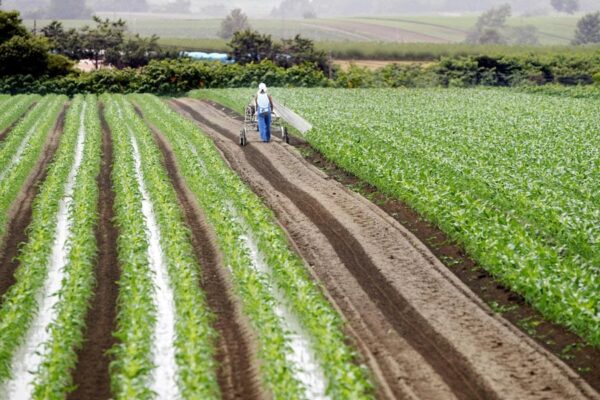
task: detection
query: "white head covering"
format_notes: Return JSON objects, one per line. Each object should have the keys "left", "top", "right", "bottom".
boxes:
{"left": 258, "top": 83, "right": 267, "bottom": 93}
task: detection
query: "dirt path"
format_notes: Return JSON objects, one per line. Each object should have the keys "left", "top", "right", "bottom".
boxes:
{"left": 134, "top": 106, "right": 265, "bottom": 400}
{"left": 172, "top": 98, "right": 599, "bottom": 400}
{"left": 0, "top": 102, "right": 37, "bottom": 143}
{"left": 0, "top": 105, "right": 66, "bottom": 303}
{"left": 68, "top": 104, "right": 119, "bottom": 400}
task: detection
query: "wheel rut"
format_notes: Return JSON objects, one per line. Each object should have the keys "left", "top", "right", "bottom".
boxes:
{"left": 134, "top": 105, "right": 265, "bottom": 400}
{"left": 0, "top": 104, "right": 66, "bottom": 303}
{"left": 68, "top": 103, "right": 120, "bottom": 400}
{"left": 172, "top": 98, "right": 489, "bottom": 400}
{"left": 171, "top": 98, "right": 599, "bottom": 400}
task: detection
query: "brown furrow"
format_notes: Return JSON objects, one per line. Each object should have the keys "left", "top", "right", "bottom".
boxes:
{"left": 68, "top": 103, "right": 119, "bottom": 400}
{"left": 0, "top": 102, "right": 37, "bottom": 143}
{"left": 0, "top": 104, "right": 66, "bottom": 302}
{"left": 134, "top": 105, "right": 265, "bottom": 400}
{"left": 171, "top": 98, "right": 496, "bottom": 400}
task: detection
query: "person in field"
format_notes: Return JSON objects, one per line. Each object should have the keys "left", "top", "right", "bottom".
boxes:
{"left": 255, "top": 83, "right": 274, "bottom": 143}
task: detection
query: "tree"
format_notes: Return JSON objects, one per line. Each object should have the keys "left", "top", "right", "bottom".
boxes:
{"left": 81, "top": 17, "right": 126, "bottom": 69}
{"left": 0, "top": 10, "right": 72, "bottom": 77}
{"left": 510, "top": 25, "right": 540, "bottom": 45}
{"left": 105, "top": 34, "right": 161, "bottom": 68}
{"left": 0, "top": 10, "right": 28, "bottom": 42}
{"left": 573, "top": 12, "right": 600, "bottom": 44}
{"left": 271, "top": 0, "right": 316, "bottom": 19}
{"left": 228, "top": 30, "right": 274, "bottom": 64}
{"left": 0, "top": 35, "right": 49, "bottom": 76}
{"left": 277, "top": 35, "right": 328, "bottom": 72}
{"left": 163, "top": 0, "right": 191, "bottom": 14}
{"left": 46, "top": 0, "right": 90, "bottom": 19}
{"left": 219, "top": 8, "right": 250, "bottom": 39}
{"left": 94, "top": 0, "right": 148, "bottom": 12}
{"left": 41, "top": 21, "right": 85, "bottom": 59}
{"left": 465, "top": 4, "right": 511, "bottom": 44}
{"left": 550, "top": 0, "right": 579, "bottom": 14}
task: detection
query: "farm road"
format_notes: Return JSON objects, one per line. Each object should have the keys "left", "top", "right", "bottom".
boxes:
{"left": 172, "top": 98, "right": 599, "bottom": 400}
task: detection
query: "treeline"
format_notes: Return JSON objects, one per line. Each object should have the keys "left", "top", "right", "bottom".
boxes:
{"left": 1, "top": 52, "right": 599, "bottom": 96}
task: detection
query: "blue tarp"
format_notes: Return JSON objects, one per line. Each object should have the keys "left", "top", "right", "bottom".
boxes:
{"left": 183, "top": 52, "right": 233, "bottom": 63}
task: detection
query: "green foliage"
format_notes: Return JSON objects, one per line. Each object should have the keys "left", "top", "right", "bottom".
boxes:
{"left": 0, "top": 10, "right": 29, "bottom": 42}
{"left": 551, "top": 0, "right": 580, "bottom": 14}
{"left": 0, "top": 96, "right": 65, "bottom": 241}
{"left": 134, "top": 94, "right": 374, "bottom": 399}
{"left": 0, "top": 95, "right": 73, "bottom": 384}
{"left": 0, "top": 36, "right": 51, "bottom": 77}
{"left": 228, "top": 29, "right": 275, "bottom": 64}
{"left": 31, "top": 95, "right": 101, "bottom": 399}
{"left": 466, "top": 4, "right": 512, "bottom": 44}
{"left": 573, "top": 12, "right": 600, "bottom": 45}
{"left": 202, "top": 87, "right": 600, "bottom": 346}
{"left": 104, "top": 95, "right": 219, "bottom": 399}
{"left": 46, "top": 0, "right": 91, "bottom": 19}
{"left": 0, "top": 94, "right": 38, "bottom": 134}
{"left": 218, "top": 8, "right": 251, "bottom": 39}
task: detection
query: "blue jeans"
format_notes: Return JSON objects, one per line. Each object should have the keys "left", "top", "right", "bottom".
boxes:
{"left": 257, "top": 110, "right": 271, "bottom": 142}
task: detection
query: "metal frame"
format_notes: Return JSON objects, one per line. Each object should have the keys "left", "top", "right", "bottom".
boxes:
{"left": 240, "top": 101, "right": 289, "bottom": 146}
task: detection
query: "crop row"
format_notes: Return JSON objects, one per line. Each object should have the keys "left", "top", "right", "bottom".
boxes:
{"left": 134, "top": 94, "right": 373, "bottom": 399}
{"left": 0, "top": 95, "right": 66, "bottom": 241}
{"left": 103, "top": 95, "right": 219, "bottom": 399}
{"left": 0, "top": 95, "right": 101, "bottom": 399}
{"left": 0, "top": 95, "right": 38, "bottom": 137}
{"left": 194, "top": 88, "right": 600, "bottom": 345}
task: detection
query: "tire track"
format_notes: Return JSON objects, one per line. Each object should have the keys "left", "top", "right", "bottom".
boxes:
{"left": 68, "top": 103, "right": 119, "bottom": 400}
{"left": 172, "top": 99, "right": 491, "bottom": 400}
{"left": 0, "top": 105, "right": 66, "bottom": 303}
{"left": 171, "top": 98, "right": 599, "bottom": 400}
{"left": 136, "top": 105, "right": 265, "bottom": 400}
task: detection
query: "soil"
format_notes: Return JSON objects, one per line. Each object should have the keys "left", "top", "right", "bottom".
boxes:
{"left": 68, "top": 104, "right": 120, "bottom": 400}
{"left": 0, "top": 102, "right": 37, "bottom": 143}
{"left": 171, "top": 98, "right": 599, "bottom": 400}
{"left": 316, "top": 20, "right": 449, "bottom": 43}
{"left": 0, "top": 105, "right": 66, "bottom": 303}
{"left": 207, "top": 99, "right": 600, "bottom": 392}
{"left": 134, "top": 105, "right": 265, "bottom": 400}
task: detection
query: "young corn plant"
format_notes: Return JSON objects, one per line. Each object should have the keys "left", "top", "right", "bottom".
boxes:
{"left": 0, "top": 95, "right": 39, "bottom": 139}
{"left": 0, "top": 95, "right": 66, "bottom": 241}
{"left": 104, "top": 94, "right": 219, "bottom": 399}
{"left": 194, "top": 87, "right": 600, "bottom": 345}
{"left": 134, "top": 93, "right": 374, "bottom": 399}
{"left": 0, "top": 96, "right": 95, "bottom": 398}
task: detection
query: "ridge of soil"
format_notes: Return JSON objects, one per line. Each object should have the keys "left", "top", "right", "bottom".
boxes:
{"left": 0, "top": 105, "right": 66, "bottom": 303}
{"left": 68, "top": 104, "right": 120, "bottom": 400}
{"left": 172, "top": 99, "right": 490, "bottom": 400}
{"left": 0, "top": 102, "right": 37, "bottom": 143}
{"left": 171, "top": 98, "right": 599, "bottom": 400}
{"left": 206, "top": 99, "right": 600, "bottom": 392}
{"left": 135, "top": 106, "right": 265, "bottom": 400}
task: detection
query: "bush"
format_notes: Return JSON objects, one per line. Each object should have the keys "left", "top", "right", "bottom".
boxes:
{"left": 0, "top": 36, "right": 51, "bottom": 77}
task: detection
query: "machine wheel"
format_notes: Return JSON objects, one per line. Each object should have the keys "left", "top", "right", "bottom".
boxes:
{"left": 281, "top": 126, "right": 289, "bottom": 144}
{"left": 240, "top": 127, "right": 247, "bottom": 147}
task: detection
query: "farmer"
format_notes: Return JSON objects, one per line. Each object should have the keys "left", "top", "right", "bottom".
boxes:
{"left": 255, "top": 83, "right": 274, "bottom": 143}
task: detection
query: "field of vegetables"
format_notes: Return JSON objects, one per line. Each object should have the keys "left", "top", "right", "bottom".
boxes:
{"left": 0, "top": 88, "right": 598, "bottom": 398}
{"left": 192, "top": 88, "right": 600, "bottom": 346}
{"left": 0, "top": 93, "right": 373, "bottom": 399}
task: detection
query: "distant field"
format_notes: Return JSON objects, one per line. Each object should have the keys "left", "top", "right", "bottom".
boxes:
{"left": 25, "top": 15, "right": 581, "bottom": 45}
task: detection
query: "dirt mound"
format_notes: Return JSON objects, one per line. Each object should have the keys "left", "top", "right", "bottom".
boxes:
{"left": 171, "top": 98, "right": 599, "bottom": 400}
{"left": 0, "top": 105, "right": 66, "bottom": 303}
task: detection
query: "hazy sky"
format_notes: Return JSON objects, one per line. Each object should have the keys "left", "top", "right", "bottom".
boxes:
{"left": 5, "top": 0, "right": 599, "bottom": 17}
